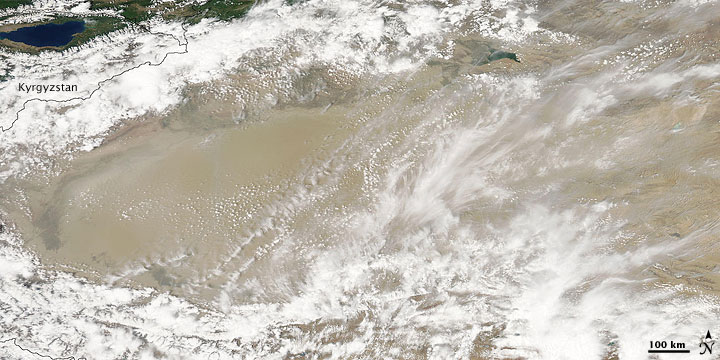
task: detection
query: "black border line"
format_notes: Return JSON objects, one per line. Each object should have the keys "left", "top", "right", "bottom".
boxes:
{"left": 1, "top": 23, "right": 189, "bottom": 132}
{"left": 1, "top": 337, "right": 86, "bottom": 360}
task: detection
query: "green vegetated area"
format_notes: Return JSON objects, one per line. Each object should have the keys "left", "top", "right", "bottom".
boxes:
{"left": 89, "top": 0, "right": 154, "bottom": 23}
{"left": 0, "top": 0, "right": 263, "bottom": 53}
{"left": 0, "top": 0, "right": 32, "bottom": 9}
{"left": 88, "top": 0, "right": 256, "bottom": 24}
{"left": 65, "top": 16, "right": 126, "bottom": 48}
{"left": 183, "top": 0, "right": 255, "bottom": 23}
{"left": 0, "top": 56, "right": 12, "bottom": 81}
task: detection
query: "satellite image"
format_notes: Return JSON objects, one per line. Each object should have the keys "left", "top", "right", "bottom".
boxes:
{"left": 0, "top": 0, "right": 719, "bottom": 359}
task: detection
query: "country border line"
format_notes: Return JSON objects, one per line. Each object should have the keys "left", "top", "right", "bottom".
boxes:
{"left": 0, "top": 23, "right": 189, "bottom": 133}
{"left": 0, "top": 337, "right": 85, "bottom": 360}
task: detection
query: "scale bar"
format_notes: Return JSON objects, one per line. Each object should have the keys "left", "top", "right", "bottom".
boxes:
{"left": 648, "top": 350, "right": 691, "bottom": 353}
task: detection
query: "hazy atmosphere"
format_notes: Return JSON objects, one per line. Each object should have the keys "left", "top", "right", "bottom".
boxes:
{"left": 1, "top": 0, "right": 720, "bottom": 359}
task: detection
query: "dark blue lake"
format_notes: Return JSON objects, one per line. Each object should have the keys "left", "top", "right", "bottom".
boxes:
{"left": 0, "top": 21, "right": 85, "bottom": 47}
